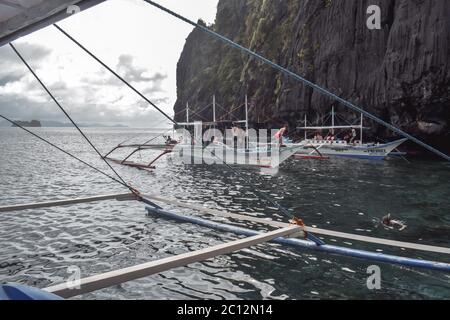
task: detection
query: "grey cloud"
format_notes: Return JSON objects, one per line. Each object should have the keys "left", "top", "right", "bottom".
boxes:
{"left": 50, "top": 81, "right": 68, "bottom": 91}
{"left": 0, "top": 42, "right": 52, "bottom": 65}
{"left": 0, "top": 43, "right": 53, "bottom": 87}
{"left": 0, "top": 48, "right": 171, "bottom": 127}
{"left": 0, "top": 70, "right": 23, "bottom": 86}
{"left": 78, "top": 55, "right": 168, "bottom": 100}
{"left": 17, "top": 43, "right": 52, "bottom": 62}
{"left": 0, "top": 85, "right": 170, "bottom": 127}
{"left": 145, "top": 72, "right": 167, "bottom": 82}
{"left": 117, "top": 54, "right": 167, "bottom": 84}
{"left": 138, "top": 96, "right": 170, "bottom": 107}
{"left": 0, "top": 94, "right": 61, "bottom": 121}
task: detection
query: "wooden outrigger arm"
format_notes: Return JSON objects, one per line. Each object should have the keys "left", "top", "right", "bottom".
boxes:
{"left": 102, "top": 143, "right": 176, "bottom": 170}
{"left": 44, "top": 226, "right": 301, "bottom": 298}
{"left": 121, "top": 147, "right": 145, "bottom": 164}
{"left": 1, "top": 192, "right": 449, "bottom": 300}
{"left": 294, "top": 144, "right": 330, "bottom": 160}
{"left": 0, "top": 193, "right": 136, "bottom": 213}
{"left": 102, "top": 145, "right": 122, "bottom": 159}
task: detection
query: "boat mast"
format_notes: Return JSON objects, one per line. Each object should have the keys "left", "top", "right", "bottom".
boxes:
{"left": 360, "top": 113, "right": 363, "bottom": 145}
{"left": 304, "top": 114, "right": 307, "bottom": 140}
{"left": 213, "top": 94, "right": 216, "bottom": 124}
{"left": 331, "top": 106, "right": 335, "bottom": 135}
{"left": 245, "top": 94, "right": 249, "bottom": 149}
{"left": 186, "top": 102, "right": 189, "bottom": 123}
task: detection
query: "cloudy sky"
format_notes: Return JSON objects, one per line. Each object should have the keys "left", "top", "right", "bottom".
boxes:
{"left": 0, "top": 0, "right": 218, "bottom": 127}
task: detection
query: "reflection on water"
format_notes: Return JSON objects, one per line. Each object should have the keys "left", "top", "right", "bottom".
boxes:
{"left": 0, "top": 127, "right": 449, "bottom": 299}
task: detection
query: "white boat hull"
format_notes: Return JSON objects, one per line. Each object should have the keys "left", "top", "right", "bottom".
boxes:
{"left": 293, "top": 139, "right": 408, "bottom": 160}
{"left": 172, "top": 144, "right": 303, "bottom": 168}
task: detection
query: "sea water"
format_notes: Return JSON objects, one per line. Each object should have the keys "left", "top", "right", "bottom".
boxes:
{"left": 0, "top": 127, "right": 449, "bottom": 299}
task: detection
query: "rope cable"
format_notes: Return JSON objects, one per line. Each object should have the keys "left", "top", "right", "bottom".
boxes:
{"left": 9, "top": 43, "right": 132, "bottom": 192}
{"left": 53, "top": 24, "right": 176, "bottom": 125}
{"left": 0, "top": 115, "right": 131, "bottom": 189}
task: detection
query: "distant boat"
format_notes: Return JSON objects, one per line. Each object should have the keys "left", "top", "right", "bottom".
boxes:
{"left": 294, "top": 108, "right": 408, "bottom": 160}
{"left": 104, "top": 95, "right": 306, "bottom": 169}
{"left": 293, "top": 138, "right": 408, "bottom": 161}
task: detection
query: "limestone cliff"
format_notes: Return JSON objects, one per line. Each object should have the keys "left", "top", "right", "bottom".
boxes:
{"left": 174, "top": 0, "right": 450, "bottom": 154}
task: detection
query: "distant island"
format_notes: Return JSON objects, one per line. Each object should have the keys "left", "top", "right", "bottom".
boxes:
{"left": 39, "top": 120, "right": 129, "bottom": 128}
{"left": 12, "top": 120, "right": 41, "bottom": 127}
{"left": 3, "top": 119, "right": 128, "bottom": 128}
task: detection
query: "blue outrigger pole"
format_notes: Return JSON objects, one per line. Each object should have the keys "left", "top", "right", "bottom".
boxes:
{"left": 145, "top": 206, "right": 450, "bottom": 273}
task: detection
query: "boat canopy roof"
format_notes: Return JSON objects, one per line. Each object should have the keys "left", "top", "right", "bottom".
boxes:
{"left": 0, "top": 0, "right": 105, "bottom": 48}
{"left": 297, "top": 125, "right": 370, "bottom": 130}
{"left": 177, "top": 120, "right": 247, "bottom": 126}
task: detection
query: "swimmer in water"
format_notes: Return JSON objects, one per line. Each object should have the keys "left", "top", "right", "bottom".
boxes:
{"left": 381, "top": 214, "right": 407, "bottom": 231}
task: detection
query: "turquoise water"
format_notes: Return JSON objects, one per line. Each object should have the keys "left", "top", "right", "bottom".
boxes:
{"left": 0, "top": 127, "right": 449, "bottom": 299}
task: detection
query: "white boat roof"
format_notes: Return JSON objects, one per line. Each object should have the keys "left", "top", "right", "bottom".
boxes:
{"left": 0, "top": 0, "right": 105, "bottom": 48}
{"left": 297, "top": 125, "right": 369, "bottom": 130}
{"left": 177, "top": 120, "right": 247, "bottom": 126}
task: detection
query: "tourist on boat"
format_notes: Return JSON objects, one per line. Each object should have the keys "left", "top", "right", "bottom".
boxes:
{"left": 232, "top": 125, "right": 239, "bottom": 148}
{"left": 350, "top": 128, "right": 357, "bottom": 144}
{"left": 275, "top": 125, "right": 288, "bottom": 146}
{"left": 239, "top": 127, "right": 248, "bottom": 148}
{"left": 314, "top": 132, "right": 323, "bottom": 141}
{"left": 165, "top": 135, "right": 177, "bottom": 145}
{"left": 343, "top": 132, "right": 351, "bottom": 142}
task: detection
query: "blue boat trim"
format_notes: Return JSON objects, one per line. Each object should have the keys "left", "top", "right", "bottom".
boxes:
{"left": 145, "top": 206, "right": 450, "bottom": 272}
{"left": 332, "top": 154, "right": 385, "bottom": 161}
{"left": 0, "top": 284, "right": 63, "bottom": 300}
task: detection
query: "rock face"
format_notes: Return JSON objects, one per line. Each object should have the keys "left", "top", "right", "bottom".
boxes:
{"left": 174, "top": 0, "right": 450, "bottom": 155}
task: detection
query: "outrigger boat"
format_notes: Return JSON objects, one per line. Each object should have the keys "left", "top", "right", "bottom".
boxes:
{"left": 294, "top": 107, "right": 408, "bottom": 160}
{"left": 293, "top": 138, "right": 408, "bottom": 161}
{"left": 0, "top": 0, "right": 449, "bottom": 301}
{"left": 104, "top": 95, "right": 305, "bottom": 169}
{"left": 105, "top": 138, "right": 304, "bottom": 169}
{"left": 173, "top": 141, "right": 303, "bottom": 168}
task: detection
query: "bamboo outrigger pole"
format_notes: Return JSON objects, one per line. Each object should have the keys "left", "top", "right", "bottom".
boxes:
{"left": 45, "top": 226, "right": 301, "bottom": 298}
{"left": 145, "top": 206, "right": 450, "bottom": 272}
{"left": 0, "top": 193, "right": 135, "bottom": 213}
{"left": 1, "top": 191, "right": 449, "bottom": 300}
{"left": 140, "top": 194, "right": 450, "bottom": 255}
